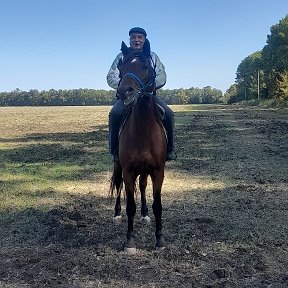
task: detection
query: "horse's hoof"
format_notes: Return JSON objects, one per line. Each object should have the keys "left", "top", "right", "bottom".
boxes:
{"left": 140, "top": 215, "right": 151, "bottom": 224}
{"left": 124, "top": 238, "right": 136, "bottom": 254}
{"left": 156, "top": 237, "right": 166, "bottom": 251}
{"left": 124, "top": 247, "right": 137, "bottom": 254}
{"left": 156, "top": 245, "right": 165, "bottom": 252}
{"left": 113, "top": 215, "right": 122, "bottom": 223}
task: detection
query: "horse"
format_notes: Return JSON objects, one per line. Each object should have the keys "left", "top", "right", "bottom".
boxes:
{"left": 110, "top": 40, "right": 167, "bottom": 253}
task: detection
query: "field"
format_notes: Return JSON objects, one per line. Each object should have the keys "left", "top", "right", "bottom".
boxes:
{"left": 0, "top": 105, "right": 288, "bottom": 287}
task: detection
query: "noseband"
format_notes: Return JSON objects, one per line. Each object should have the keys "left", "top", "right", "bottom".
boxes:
{"left": 118, "top": 57, "right": 156, "bottom": 106}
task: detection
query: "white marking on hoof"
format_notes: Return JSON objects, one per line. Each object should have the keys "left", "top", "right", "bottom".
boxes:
{"left": 140, "top": 215, "right": 151, "bottom": 224}
{"left": 113, "top": 215, "right": 122, "bottom": 223}
{"left": 156, "top": 246, "right": 165, "bottom": 252}
{"left": 124, "top": 247, "right": 137, "bottom": 254}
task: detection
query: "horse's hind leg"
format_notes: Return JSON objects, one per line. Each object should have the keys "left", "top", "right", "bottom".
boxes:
{"left": 112, "top": 161, "right": 123, "bottom": 222}
{"left": 114, "top": 193, "right": 122, "bottom": 222}
{"left": 151, "top": 169, "right": 166, "bottom": 250}
{"left": 139, "top": 174, "right": 151, "bottom": 223}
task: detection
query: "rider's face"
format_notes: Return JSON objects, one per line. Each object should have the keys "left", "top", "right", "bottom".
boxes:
{"left": 129, "top": 33, "right": 145, "bottom": 50}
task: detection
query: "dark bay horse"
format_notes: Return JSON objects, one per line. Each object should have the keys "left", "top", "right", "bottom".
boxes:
{"left": 110, "top": 40, "right": 167, "bottom": 253}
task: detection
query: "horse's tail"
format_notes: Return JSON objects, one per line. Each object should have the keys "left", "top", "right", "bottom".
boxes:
{"left": 109, "top": 161, "right": 123, "bottom": 197}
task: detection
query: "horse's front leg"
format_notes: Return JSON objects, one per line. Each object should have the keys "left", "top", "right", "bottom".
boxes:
{"left": 124, "top": 174, "right": 137, "bottom": 254}
{"left": 152, "top": 169, "right": 166, "bottom": 250}
{"left": 139, "top": 174, "right": 151, "bottom": 223}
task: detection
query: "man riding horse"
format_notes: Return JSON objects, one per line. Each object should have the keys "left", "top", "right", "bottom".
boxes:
{"left": 107, "top": 27, "right": 176, "bottom": 161}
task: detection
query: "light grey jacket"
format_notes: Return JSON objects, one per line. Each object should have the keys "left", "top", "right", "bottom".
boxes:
{"left": 106, "top": 52, "right": 166, "bottom": 90}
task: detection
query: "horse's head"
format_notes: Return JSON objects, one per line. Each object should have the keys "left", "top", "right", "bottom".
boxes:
{"left": 117, "top": 39, "right": 156, "bottom": 106}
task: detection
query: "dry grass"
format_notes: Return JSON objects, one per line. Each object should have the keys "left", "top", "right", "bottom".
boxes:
{"left": 0, "top": 105, "right": 288, "bottom": 287}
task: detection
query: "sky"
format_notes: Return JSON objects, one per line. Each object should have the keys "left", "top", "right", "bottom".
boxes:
{"left": 0, "top": 0, "right": 287, "bottom": 94}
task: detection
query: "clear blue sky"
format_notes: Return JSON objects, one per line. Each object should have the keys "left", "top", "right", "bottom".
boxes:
{"left": 0, "top": 0, "right": 287, "bottom": 93}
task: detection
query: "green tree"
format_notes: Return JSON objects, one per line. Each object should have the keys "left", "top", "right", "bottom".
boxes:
{"left": 224, "top": 84, "right": 239, "bottom": 104}
{"left": 236, "top": 51, "right": 264, "bottom": 100}
{"left": 262, "top": 15, "right": 288, "bottom": 99}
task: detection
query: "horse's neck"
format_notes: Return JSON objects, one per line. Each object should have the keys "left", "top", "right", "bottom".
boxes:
{"left": 131, "top": 98, "right": 157, "bottom": 128}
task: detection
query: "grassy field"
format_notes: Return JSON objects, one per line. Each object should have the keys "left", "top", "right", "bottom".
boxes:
{"left": 0, "top": 105, "right": 288, "bottom": 287}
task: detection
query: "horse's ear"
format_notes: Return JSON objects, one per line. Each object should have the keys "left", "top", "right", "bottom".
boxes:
{"left": 143, "top": 39, "right": 151, "bottom": 56}
{"left": 121, "top": 41, "right": 129, "bottom": 56}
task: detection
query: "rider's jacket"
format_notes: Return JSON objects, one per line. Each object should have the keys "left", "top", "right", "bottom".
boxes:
{"left": 106, "top": 52, "right": 166, "bottom": 90}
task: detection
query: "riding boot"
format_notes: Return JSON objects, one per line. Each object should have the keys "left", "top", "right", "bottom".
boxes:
{"left": 154, "top": 97, "right": 176, "bottom": 161}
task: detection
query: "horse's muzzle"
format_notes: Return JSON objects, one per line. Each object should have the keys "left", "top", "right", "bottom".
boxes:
{"left": 117, "top": 86, "right": 138, "bottom": 106}
{"left": 123, "top": 94, "right": 137, "bottom": 106}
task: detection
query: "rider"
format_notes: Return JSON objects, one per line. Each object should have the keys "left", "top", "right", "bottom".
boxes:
{"left": 107, "top": 27, "right": 176, "bottom": 161}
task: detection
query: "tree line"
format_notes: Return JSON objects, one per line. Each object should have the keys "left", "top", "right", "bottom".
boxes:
{"left": 0, "top": 86, "right": 223, "bottom": 106}
{"left": 224, "top": 15, "right": 288, "bottom": 105}
{"left": 2, "top": 16, "right": 286, "bottom": 107}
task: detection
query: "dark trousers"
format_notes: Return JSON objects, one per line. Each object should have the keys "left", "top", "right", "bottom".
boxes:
{"left": 109, "top": 97, "right": 174, "bottom": 155}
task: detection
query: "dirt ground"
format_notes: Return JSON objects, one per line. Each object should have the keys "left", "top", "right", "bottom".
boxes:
{"left": 0, "top": 105, "right": 288, "bottom": 287}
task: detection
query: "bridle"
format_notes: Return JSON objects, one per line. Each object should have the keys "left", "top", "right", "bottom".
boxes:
{"left": 118, "top": 56, "right": 156, "bottom": 106}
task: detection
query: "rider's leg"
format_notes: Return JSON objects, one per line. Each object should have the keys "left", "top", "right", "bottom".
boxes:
{"left": 155, "top": 98, "right": 176, "bottom": 160}
{"left": 109, "top": 99, "right": 128, "bottom": 159}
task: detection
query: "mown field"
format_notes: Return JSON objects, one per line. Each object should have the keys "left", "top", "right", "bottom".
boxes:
{"left": 0, "top": 105, "right": 288, "bottom": 288}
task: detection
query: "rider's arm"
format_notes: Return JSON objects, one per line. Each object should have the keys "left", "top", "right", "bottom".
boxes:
{"left": 151, "top": 52, "right": 167, "bottom": 89}
{"left": 107, "top": 53, "right": 123, "bottom": 89}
